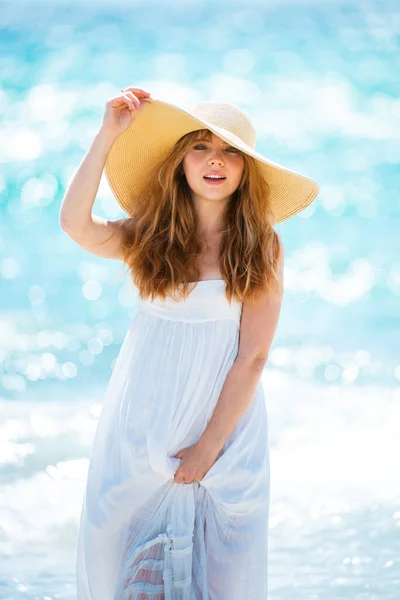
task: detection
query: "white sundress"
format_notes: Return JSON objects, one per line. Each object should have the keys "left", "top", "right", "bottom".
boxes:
{"left": 76, "top": 279, "right": 270, "bottom": 600}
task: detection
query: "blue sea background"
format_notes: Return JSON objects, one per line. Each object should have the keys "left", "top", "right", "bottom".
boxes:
{"left": 0, "top": 0, "right": 399, "bottom": 598}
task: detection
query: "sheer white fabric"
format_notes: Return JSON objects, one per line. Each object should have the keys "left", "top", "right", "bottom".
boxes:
{"left": 76, "top": 280, "right": 270, "bottom": 599}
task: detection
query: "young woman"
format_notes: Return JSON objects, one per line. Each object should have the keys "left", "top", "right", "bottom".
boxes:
{"left": 60, "top": 86, "right": 319, "bottom": 600}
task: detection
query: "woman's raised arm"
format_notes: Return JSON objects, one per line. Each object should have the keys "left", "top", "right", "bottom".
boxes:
{"left": 59, "top": 86, "right": 151, "bottom": 260}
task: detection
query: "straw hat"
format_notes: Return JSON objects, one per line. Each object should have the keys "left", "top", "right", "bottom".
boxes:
{"left": 104, "top": 97, "right": 319, "bottom": 224}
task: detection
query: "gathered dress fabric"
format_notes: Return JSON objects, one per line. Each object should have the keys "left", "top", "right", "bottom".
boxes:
{"left": 76, "top": 279, "right": 270, "bottom": 600}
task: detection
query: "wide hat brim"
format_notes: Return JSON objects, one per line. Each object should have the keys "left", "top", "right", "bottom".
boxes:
{"left": 104, "top": 97, "right": 319, "bottom": 224}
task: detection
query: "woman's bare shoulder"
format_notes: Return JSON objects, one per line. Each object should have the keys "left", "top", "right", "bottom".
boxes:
{"left": 61, "top": 214, "right": 134, "bottom": 261}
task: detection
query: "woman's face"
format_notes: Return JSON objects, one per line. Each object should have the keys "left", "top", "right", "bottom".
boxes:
{"left": 182, "top": 132, "right": 245, "bottom": 204}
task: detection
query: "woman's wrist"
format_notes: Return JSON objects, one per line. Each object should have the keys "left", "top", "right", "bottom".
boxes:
{"left": 96, "top": 126, "right": 120, "bottom": 149}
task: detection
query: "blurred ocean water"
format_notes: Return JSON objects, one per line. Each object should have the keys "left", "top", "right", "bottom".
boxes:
{"left": 0, "top": 0, "right": 399, "bottom": 598}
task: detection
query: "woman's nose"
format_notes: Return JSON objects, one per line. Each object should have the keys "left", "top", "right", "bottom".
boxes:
{"left": 208, "top": 152, "right": 224, "bottom": 164}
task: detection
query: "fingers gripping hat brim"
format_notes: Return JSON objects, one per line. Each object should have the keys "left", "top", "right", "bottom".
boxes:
{"left": 104, "top": 98, "right": 319, "bottom": 225}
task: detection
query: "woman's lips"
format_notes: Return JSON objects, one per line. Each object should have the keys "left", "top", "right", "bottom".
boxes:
{"left": 203, "top": 177, "right": 226, "bottom": 185}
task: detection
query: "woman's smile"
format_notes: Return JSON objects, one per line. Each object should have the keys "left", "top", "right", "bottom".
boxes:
{"left": 203, "top": 177, "right": 227, "bottom": 186}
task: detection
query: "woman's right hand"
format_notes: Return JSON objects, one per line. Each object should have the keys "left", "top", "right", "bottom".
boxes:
{"left": 101, "top": 86, "right": 152, "bottom": 139}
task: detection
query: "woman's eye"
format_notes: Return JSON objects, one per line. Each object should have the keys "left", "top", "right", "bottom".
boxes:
{"left": 193, "top": 144, "right": 238, "bottom": 153}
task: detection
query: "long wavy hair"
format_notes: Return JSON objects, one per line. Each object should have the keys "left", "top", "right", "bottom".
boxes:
{"left": 108, "top": 128, "right": 283, "bottom": 304}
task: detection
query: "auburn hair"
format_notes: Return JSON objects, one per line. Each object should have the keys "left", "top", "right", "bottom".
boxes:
{"left": 106, "top": 128, "right": 283, "bottom": 304}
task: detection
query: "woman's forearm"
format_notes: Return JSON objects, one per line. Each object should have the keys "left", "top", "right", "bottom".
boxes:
{"left": 59, "top": 127, "right": 118, "bottom": 233}
{"left": 197, "top": 356, "right": 266, "bottom": 454}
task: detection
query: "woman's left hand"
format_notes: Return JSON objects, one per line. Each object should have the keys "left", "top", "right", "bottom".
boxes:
{"left": 172, "top": 442, "right": 221, "bottom": 484}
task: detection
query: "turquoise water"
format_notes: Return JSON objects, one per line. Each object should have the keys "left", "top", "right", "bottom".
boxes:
{"left": 0, "top": 0, "right": 399, "bottom": 598}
